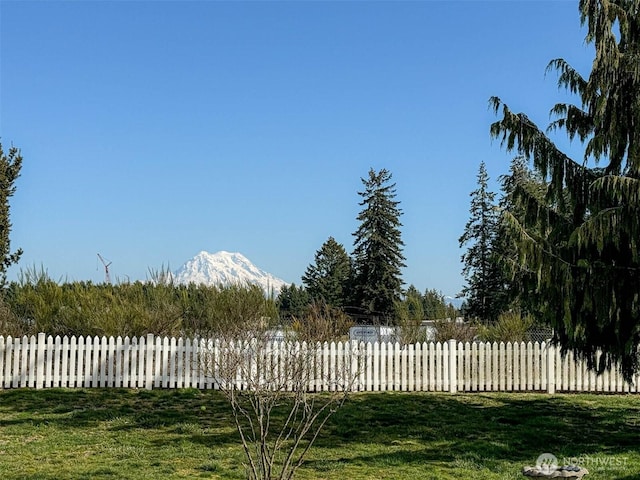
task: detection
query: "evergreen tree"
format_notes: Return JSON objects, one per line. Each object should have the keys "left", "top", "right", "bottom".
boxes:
{"left": 490, "top": 0, "right": 640, "bottom": 380}
{"left": 0, "top": 143, "right": 23, "bottom": 290}
{"left": 302, "top": 236, "right": 352, "bottom": 307}
{"left": 495, "top": 156, "right": 547, "bottom": 315}
{"left": 275, "top": 284, "right": 310, "bottom": 322}
{"left": 422, "top": 288, "right": 457, "bottom": 320}
{"left": 459, "top": 161, "right": 506, "bottom": 322}
{"left": 351, "top": 168, "right": 406, "bottom": 319}
{"left": 395, "top": 285, "right": 426, "bottom": 344}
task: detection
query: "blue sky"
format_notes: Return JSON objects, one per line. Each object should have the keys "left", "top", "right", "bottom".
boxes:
{"left": 0, "top": 0, "right": 593, "bottom": 296}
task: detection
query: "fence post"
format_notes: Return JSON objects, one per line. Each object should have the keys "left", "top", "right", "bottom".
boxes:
{"left": 448, "top": 339, "right": 457, "bottom": 394}
{"left": 547, "top": 343, "right": 556, "bottom": 394}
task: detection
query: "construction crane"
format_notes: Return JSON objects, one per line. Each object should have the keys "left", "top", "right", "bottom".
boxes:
{"left": 97, "top": 253, "right": 112, "bottom": 284}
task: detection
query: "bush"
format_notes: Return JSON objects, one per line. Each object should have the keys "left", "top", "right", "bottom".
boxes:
{"left": 432, "top": 318, "right": 479, "bottom": 343}
{"left": 478, "top": 311, "right": 535, "bottom": 343}
{"left": 394, "top": 293, "right": 427, "bottom": 345}
{"left": 0, "top": 297, "right": 21, "bottom": 336}
{"left": 2, "top": 267, "right": 278, "bottom": 338}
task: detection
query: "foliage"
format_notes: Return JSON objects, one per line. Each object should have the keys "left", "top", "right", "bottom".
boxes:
{"left": 0, "top": 297, "right": 19, "bottom": 337}
{"left": 422, "top": 288, "right": 457, "bottom": 320}
{"left": 432, "top": 318, "right": 480, "bottom": 343}
{"left": 490, "top": 0, "right": 640, "bottom": 380}
{"left": 494, "top": 156, "right": 548, "bottom": 316}
{"left": 180, "top": 282, "right": 278, "bottom": 338}
{"left": 394, "top": 286, "right": 427, "bottom": 344}
{"left": 276, "top": 283, "right": 311, "bottom": 323}
{"left": 351, "top": 168, "right": 406, "bottom": 320}
{"left": 1, "top": 268, "right": 277, "bottom": 338}
{"left": 459, "top": 161, "right": 507, "bottom": 322}
{"left": 478, "top": 310, "right": 536, "bottom": 343}
{"left": 301, "top": 237, "right": 352, "bottom": 308}
{"left": 291, "top": 301, "right": 353, "bottom": 343}
{"left": 0, "top": 142, "right": 23, "bottom": 290}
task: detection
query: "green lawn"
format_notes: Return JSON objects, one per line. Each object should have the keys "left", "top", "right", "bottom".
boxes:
{"left": 0, "top": 389, "right": 639, "bottom": 479}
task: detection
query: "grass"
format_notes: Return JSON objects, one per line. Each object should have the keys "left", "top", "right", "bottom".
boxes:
{"left": 1, "top": 389, "right": 639, "bottom": 479}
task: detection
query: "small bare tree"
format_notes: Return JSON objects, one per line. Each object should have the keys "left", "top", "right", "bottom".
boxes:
{"left": 201, "top": 305, "right": 360, "bottom": 480}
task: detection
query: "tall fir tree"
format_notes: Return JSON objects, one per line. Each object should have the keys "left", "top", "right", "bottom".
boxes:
{"left": 495, "top": 156, "right": 547, "bottom": 315}
{"left": 351, "top": 168, "right": 406, "bottom": 319}
{"left": 459, "top": 161, "right": 506, "bottom": 322}
{"left": 491, "top": 0, "right": 640, "bottom": 380}
{"left": 0, "top": 143, "right": 23, "bottom": 290}
{"left": 302, "top": 236, "right": 352, "bottom": 308}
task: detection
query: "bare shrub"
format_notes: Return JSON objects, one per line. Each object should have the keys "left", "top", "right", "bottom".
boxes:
{"left": 202, "top": 303, "right": 359, "bottom": 480}
{"left": 290, "top": 301, "right": 353, "bottom": 343}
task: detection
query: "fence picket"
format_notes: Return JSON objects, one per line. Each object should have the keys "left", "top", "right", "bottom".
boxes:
{"left": 431, "top": 342, "right": 439, "bottom": 392}
{"left": 418, "top": 342, "right": 425, "bottom": 391}
{"left": 189, "top": 338, "right": 196, "bottom": 389}
{"left": 62, "top": 336, "right": 70, "bottom": 388}
{"left": 477, "top": 342, "right": 484, "bottom": 392}
{"left": 0, "top": 336, "right": 5, "bottom": 389}
{"left": 401, "top": 343, "right": 408, "bottom": 392}
{"left": 52, "top": 335, "right": 61, "bottom": 388}
{"left": 372, "top": 341, "right": 380, "bottom": 391}
{"left": 442, "top": 342, "right": 449, "bottom": 392}
{"left": 14, "top": 337, "right": 21, "bottom": 388}
{"left": 122, "top": 337, "right": 130, "bottom": 388}
{"left": 337, "top": 341, "right": 345, "bottom": 392}
{"left": 4, "top": 336, "right": 12, "bottom": 388}
{"left": 92, "top": 336, "right": 99, "bottom": 387}
{"left": 364, "top": 341, "right": 372, "bottom": 391}
{"left": 81, "top": 336, "right": 89, "bottom": 387}
{"left": 177, "top": 338, "right": 184, "bottom": 389}
{"left": 98, "top": 336, "right": 106, "bottom": 387}
{"left": 30, "top": 335, "right": 39, "bottom": 388}
{"left": 421, "top": 342, "right": 429, "bottom": 392}
{"left": 380, "top": 341, "right": 388, "bottom": 391}
{"left": 465, "top": 342, "right": 472, "bottom": 392}
{"left": 78, "top": 336, "right": 85, "bottom": 387}
{"left": 107, "top": 336, "right": 115, "bottom": 387}
{"left": 143, "top": 335, "right": 152, "bottom": 390}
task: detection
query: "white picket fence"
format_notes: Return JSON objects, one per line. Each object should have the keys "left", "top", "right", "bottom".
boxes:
{"left": 0, "top": 333, "right": 638, "bottom": 393}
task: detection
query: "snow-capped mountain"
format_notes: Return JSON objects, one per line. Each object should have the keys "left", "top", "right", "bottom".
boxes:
{"left": 445, "top": 295, "right": 465, "bottom": 310}
{"left": 173, "top": 251, "right": 289, "bottom": 295}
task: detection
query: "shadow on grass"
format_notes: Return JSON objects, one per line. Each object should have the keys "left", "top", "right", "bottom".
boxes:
{"left": 1, "top": 389, "right": 639, "bottom": 478}
{"left": 0, "top": 388, "right": 239, "bottom": 445}
{"left": 307, "top": 392, "right": 640, "bottom": 476}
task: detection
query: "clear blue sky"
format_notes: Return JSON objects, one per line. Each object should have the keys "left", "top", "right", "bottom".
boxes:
{"left": 0, "top": 0, "right": 593, "bottom": 296}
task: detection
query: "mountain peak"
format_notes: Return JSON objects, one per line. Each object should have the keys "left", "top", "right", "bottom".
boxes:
{"left": 173, "top": 250, "right": 289, "bottom": 295}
